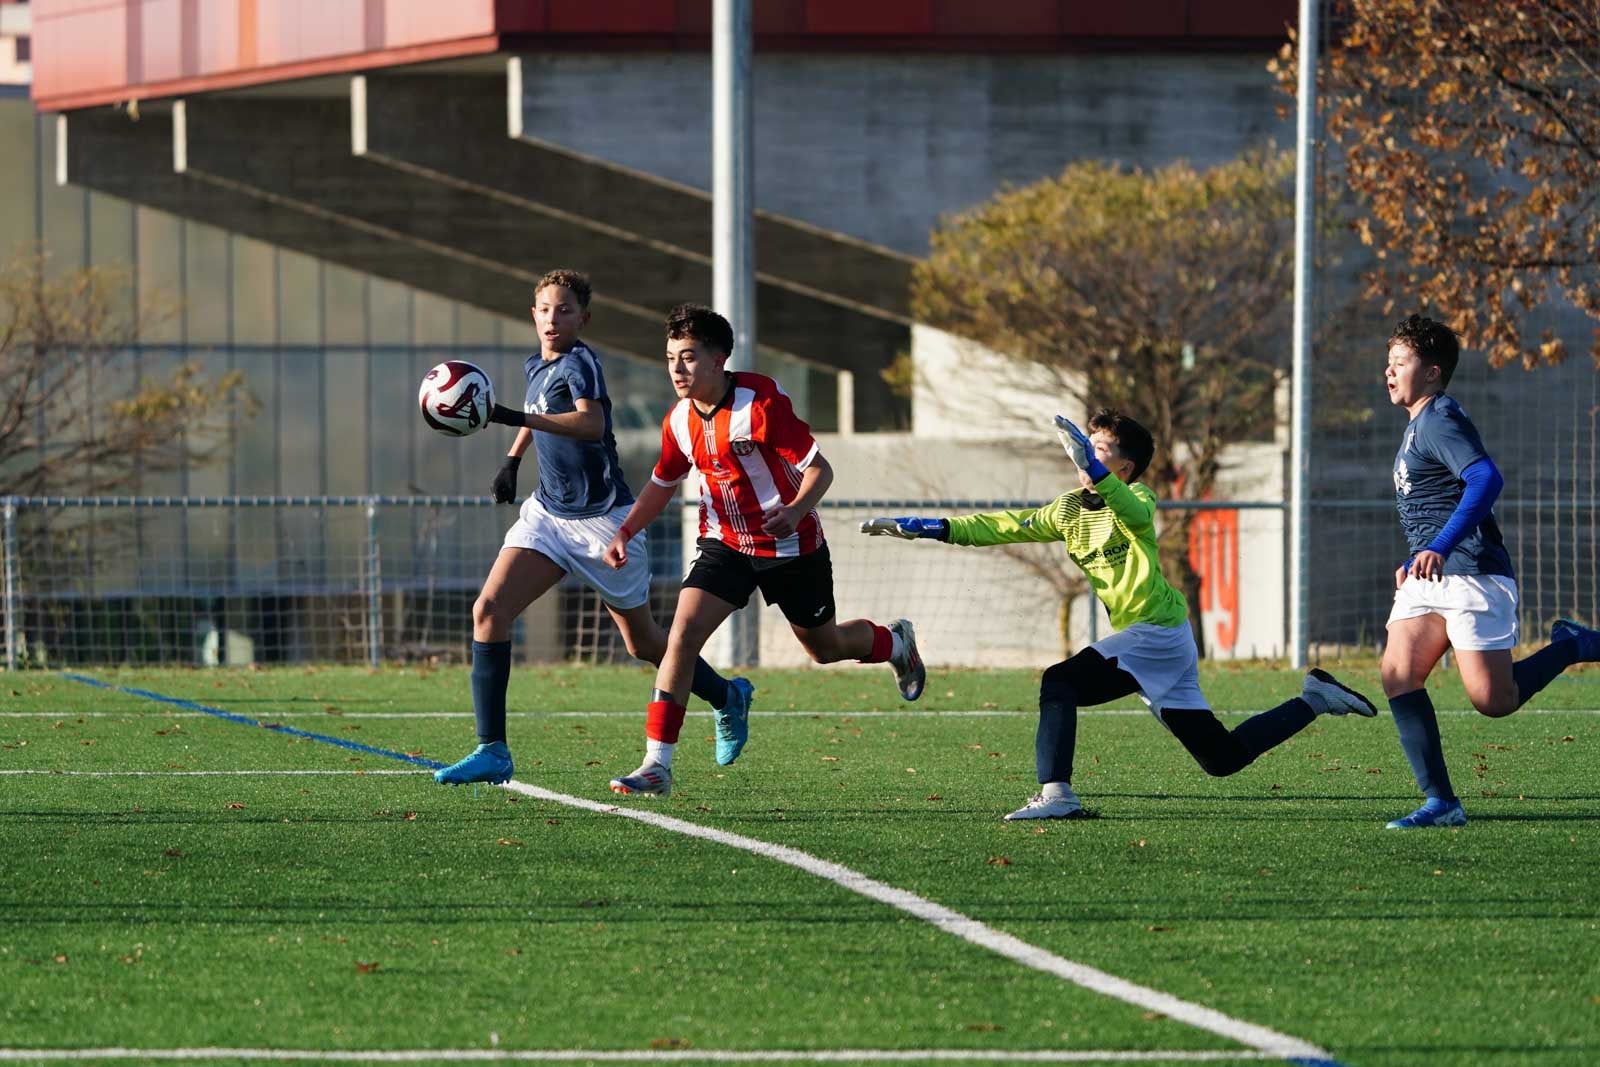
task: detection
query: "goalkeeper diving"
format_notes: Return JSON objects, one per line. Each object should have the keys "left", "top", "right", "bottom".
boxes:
{"left": 861, "top": 408, "right": 1379, "bottom": 821}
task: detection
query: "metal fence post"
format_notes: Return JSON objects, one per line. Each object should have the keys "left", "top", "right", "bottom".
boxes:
{"left": 3, "top": 498, "right": 17, "bottom": 671}
{"left": 365, "top": 497, "right": 382, "bottom": 668}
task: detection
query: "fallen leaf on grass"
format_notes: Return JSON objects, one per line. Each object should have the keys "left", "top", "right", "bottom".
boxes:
{"left": 648, "top": 1038, "right": 690, "bottom": 1050}
{"left": 496, "top": 838, "right": 524, "bottom": 847}
{"left": 163, "top": 848, "right": 184, "bottom": 859}
{"left": 354, "top": 961, "right": 379, "bottom": 974}
{"left": 925, "top": 794, "right": 943, "bottom": 802}
{"left": 985, "top": 856, "right": 1012, "bottom": 867}
{"left": 403, "top": 812, "right": 418, "bottom": 822}
{"left": 224, "top": 802, "right": 246, "bottom": 810}
{"left": 820, "top": 756, "right": 840, "bottom": 762}
{"left": 965, "top": 1023, "right": 1003, "bottom": 1032}
{"left": 1146, "top": 925, "right": 1172, "bottom": 933}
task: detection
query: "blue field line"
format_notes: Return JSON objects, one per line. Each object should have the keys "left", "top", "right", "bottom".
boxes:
{"left": 59, "top": 672, "right": 447, "bottom": 772}
{"left": 57, "top": 671, "right": 1351, "bottom": 1067}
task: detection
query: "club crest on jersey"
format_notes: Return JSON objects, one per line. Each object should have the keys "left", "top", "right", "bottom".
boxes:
{"left": 731, "top": 438, "right": 755, "bottom": 456}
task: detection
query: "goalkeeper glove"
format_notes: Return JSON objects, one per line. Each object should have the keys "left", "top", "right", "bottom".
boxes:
{"left": 859, "top": 517, "right": 949, "bottom": 541}
{"left": 489, "top": 403, "right": 528, "bottom": 427}
{"left": 1053, "top": 414, "right": 1109, "bottom": 482}
{"left": 491, "top": 456, "right": 521, "bottom": 504}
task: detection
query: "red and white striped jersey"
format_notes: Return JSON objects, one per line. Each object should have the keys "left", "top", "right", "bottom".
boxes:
{"left": 650, "top": 372, "right": 825, "bottom": 558}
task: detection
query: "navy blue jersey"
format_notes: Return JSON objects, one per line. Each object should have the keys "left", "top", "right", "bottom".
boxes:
{"left": 522, "top": 341, "right": 634, "bottom": 519}
{"left": 1393, "top": 394, "right": 1513, "bottom": 577}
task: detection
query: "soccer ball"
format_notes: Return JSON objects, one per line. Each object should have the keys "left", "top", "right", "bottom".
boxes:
{"left": 419, "top": 361, "right": 494, "bottom": 437}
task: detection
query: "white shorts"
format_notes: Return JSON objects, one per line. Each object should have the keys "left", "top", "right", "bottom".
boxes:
{"left": 502, "top": 496, "right": 651, "bottom": 610}
{"left": 1091, "top": 621, "right": 1210, "bottom": 715}
{"left": 1387, "top": 573, "right": 1519, "bottom": 651}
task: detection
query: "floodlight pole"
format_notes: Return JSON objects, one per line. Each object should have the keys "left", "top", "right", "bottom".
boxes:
{"left": 712, "top": 0, "right": 759, "bottom": 667}
{"left": 1288, "top": 0, "right": 1319, "bottom": 669}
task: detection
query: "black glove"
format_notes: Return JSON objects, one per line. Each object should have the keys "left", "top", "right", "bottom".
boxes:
{"left": 488, "top": 403, "right": 527, "bottom": 427}
{"left": 492, "top": 456, "right": 521, "bottom": 504}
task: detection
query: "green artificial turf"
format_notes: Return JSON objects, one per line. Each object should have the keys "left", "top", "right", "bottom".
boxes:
{"left": 1, "top": 663, "right": 1597, "bottom": 1066}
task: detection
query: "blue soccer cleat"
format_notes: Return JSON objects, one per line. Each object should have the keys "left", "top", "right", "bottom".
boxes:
{"left": 1551, "top": 618, "right": 1600, "bottom": 663}
{"left": 1386, "top": 797, "right": 1467, "bottom": 829}
{"left": 714, "top": 676, "right": 755, "bottom": 766}
{"left": 433, "top": 741, "right": 514, "bottom": 786}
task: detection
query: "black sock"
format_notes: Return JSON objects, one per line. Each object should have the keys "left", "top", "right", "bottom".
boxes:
{"left": 1231, "top": 697, "right": 1317, "bottom": 763}
{"left": 1036, "top": 683, "right": 1078, "bottom": 784}
{"left": 470, "top": 640, "right": 512, "bottom": 745}
{"left": 1389, "top": 688, "right": 1453, "bottom": 801}
{"left": 1512, "top": 641, "right": 1579, "bottom": 709}
{"left": 689, "top": 657, "right": 731, "bottom": 709}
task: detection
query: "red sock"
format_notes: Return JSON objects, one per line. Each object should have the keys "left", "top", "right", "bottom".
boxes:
{"left": 646, "top": 700, "right": 687, "bottom": 743}
{"left": 859, "top": 623, "right": 893, "bottom": 664}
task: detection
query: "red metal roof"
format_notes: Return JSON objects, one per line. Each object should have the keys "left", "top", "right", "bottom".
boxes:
{"left": 32, "top": 0, "right": 1295, "bottom": 111}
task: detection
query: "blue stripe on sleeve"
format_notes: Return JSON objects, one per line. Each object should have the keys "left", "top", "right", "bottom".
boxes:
{"left": 1424, "top": 456, "right": 1503, "bottom": 558}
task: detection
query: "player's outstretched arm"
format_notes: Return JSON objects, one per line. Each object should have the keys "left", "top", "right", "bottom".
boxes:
{"left": 489, "top": 398, "right": 605, "bottom": 441}
{"left": 605, "top": 480, "right": 676, "bottom": 569}
{"left": 860, "top": 517, "right": 950, "bottom": 541}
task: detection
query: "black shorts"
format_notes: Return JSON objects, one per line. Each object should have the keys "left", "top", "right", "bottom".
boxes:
{"left": 683, "top": 538, "right": 837, "bottom": 628}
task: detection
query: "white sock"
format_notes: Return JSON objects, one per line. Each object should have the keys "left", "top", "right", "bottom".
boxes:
{"left": 646, "top": 739, "right": 674, "bottom": 768}
{"left": 1041, "top": 781, "right": 1077, "bottom": 802}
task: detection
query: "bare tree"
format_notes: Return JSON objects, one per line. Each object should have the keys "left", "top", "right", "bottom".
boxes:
{"left": 0, "top": 248, "right": 252, "bottom": 496}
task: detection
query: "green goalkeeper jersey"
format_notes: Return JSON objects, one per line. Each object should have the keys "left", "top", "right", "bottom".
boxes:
{"left": 944, "top": 473, "right": 1189, "bottom": 632}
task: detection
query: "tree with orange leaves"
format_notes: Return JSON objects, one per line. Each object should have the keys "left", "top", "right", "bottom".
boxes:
{"left": 1272, "top": 0, "right": 1600, "bottom": 368}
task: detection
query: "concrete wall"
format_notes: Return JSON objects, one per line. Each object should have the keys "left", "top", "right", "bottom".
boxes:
{"left": 519, "top": 51, "right": 1293, "bottom": 255}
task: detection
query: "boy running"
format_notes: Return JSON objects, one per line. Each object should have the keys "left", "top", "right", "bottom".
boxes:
{"left": 602, "top": 303, "right": 924, "bottom": 797}
{"left": 861, "top": 408, "right": 1378, "bottom": 821}
{"left": 1380, "top": 313, "right": 1600, "bottom": 828}
{"left": 433, "top": 272, "right": 752, "bottom": 787}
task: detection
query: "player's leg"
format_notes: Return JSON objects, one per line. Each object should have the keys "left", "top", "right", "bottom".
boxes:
{"left": 778, "top": 547, "right": 924, "bottom": 701}
{"left": 611, "top": 542, "right": 751, "bottom": 796}
{"left": 607, "top": 601, "right": 755, "bottom": 765}
{"left": 436, "top": 546, "right": 564, "bottom": 786}
{"left": 1005, "top": 648, "right": 1140, "bottom": 821}
{"left": 577, "top": 511, "right": 749, "bottom": 719}
{"left": 1163, "top": 665, "right": 1378, "bottom": 777}
{"left": 1380, "top": 612, "right": 1462, "bottom": 827}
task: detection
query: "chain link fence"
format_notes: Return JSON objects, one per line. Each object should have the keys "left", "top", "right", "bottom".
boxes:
{"left": 3, "top": 496, "right": 1291, "bottom": 670}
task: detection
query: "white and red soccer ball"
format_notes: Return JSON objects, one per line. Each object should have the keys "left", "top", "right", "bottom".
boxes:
{"left": 418, "top": 361, "right": 494, "bottom": 437}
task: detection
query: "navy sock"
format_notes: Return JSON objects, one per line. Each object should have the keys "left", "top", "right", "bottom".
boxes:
{"left": 1389, "top": 688, "right": 1453, "bottom": 801}
{"left": 1512, "top": 641, "right": 1578, "bottom": 709}
{"left": 470, "top": 640, "right": 512, "bottom": 745}
{"left": 689, "top": 657, "right": 731, "bottom": 709}
{"left": 1035, "top": 693, "right": 1078, "bottom": 784}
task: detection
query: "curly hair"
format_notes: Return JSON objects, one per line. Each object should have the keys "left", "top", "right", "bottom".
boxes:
{"left": 1389, "top": 313, "right": 1460, "bottom": 387}
{"left": 535, "top": 269, "right": 592, "bottom": 309}
{"left": 1086, "top": 408, "right": 1155, "bottom": 482}
{"left": 665, "top": 302, "right": 735, "bottom": 357}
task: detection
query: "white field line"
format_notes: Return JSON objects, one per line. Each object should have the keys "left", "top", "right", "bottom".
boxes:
{"left": 0, "top": 1048, "right": 1286, "bottom": 1063}
{"left": 0, "top": 769, "right": 421, "bottom": 776}
{"left": 6, "top": 708, "right": 1600, "bottom": 719}
{"left": 483, "top": 779, "right": 1330, "bottom": 1063}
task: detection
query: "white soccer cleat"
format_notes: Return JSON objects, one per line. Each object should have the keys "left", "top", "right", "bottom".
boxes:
{"left": 887, "top": 618, "right": 925, "bottom": 702}
{"left": 1003, "top": 789, "right": 1085, "bottom": 821}
{"left": 1301, "top": 668, "right": 1379, "bottom": 717}
{"left": 609, "top": 762, "right": 672, "bottom": 797}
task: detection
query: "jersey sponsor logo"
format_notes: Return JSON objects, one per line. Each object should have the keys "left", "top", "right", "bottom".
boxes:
{"left": 731, "top": 437, "right": 755, "bottom": 456}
